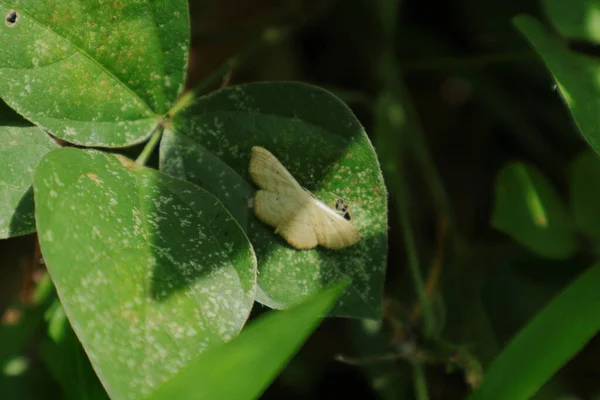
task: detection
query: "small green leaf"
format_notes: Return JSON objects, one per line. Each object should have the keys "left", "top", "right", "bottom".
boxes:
{"left": 543, "top": 0, "right": 600, "bottom": 42}
{"left": 0, "top": 126, "right": 57, "bottom": 238}
{"left": 0, "top": 1, "right": 189, "bottom": 147}
{"left": 34, "top": 148, "right": 257, "bottom": 399}
{"left": 491, "top": 161, "right": 576, "bottom": 259}
{"left": 146, "top": 282, "right": 347, "bottom": 400}
{"left": 468, "top": 263, "right": 600, "bottom": 400}
{"left": 514, "top": 15, "right": 600, "bottom": 154}
{"left": 570, "top": 151, "right": 600, "bottom": 248}
{"left": 160, "top": 82, "right": 388, "bottom": 319}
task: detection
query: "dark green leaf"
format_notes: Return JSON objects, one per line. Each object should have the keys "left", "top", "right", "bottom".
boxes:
{"left": 514, "top": 16, "right": 600, "bottom": 154}
{"left": 42, "top": 301, "right": 109, "bottom": 400}
{"left": 34, "top": 148, "right": 257, "bottom": 399}
{"left": 160, "top": 82, "right": 388, "bottom": 319}
{"left": 570, "top": 151, "right": 600, "bottom": 248}
{"left": 491, "top": 161, "right": 576, "bottom": 259}
{"left": 0, "top": 1, "right": 189, "bottom": 147}
{"left": 0, "top": 126, "right": 57, "bottom": 238}
{"left": 543, "top": 0, "right": 600, "bottom": 42}
{"left": 146, "top": 282, "right": 347, "bottom": 400}
{"left": 0, "top": 273, "right": 56, "bottom": 371}
{"left": 468, "top": 263, "right": 600, "bottom": 400}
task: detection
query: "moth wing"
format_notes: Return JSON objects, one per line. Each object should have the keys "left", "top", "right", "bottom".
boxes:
{"left": 311, "top": 200, "right": 360, "bottom": 249}
{"left": 249, "top": 146, "right": 302, "bottom": 195}
{"left": 277, "top": 208, "right": 319, "bottom": 250}
{"left": 254, "top": 190, "right": 318, "bottom": 249}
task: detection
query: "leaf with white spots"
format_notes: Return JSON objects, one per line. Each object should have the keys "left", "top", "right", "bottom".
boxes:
{"left": 34, "top": 148, "right": 257, "bottom": 399}
{"left": 160, "top": 82, "right": 388, "bottom": 319}
{"left": 147, "top": 282, "right": 347, "bottom": 400}
{"left": 0, "top": 0, "right": 189, "bottom": 147}
{"left": 0, "top": 125, "right": 57, "bottom": 238}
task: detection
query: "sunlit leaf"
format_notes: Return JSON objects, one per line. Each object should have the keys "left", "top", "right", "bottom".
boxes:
{"left": 34, "top": 148, "right": 257, "bottom": 399}
{"left": 0, "top": 1, "right": 189, "bottom": 147}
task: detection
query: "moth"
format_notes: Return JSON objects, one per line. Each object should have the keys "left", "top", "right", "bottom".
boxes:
{"left": 249, "top": 146, "right": 360, "bottom": 250}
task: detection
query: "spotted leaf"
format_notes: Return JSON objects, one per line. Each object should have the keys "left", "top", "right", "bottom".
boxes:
{"left": 0, "top": 1, "right": 189, "bottom": 147}
{"left": 0, "top": 125, "right": 57, "bottom": 238}
{"left": 160, "top": 82, "right": 388, "bottom": 319}
{"left": 34, "top": 148, "right": 257, "bottom": 399}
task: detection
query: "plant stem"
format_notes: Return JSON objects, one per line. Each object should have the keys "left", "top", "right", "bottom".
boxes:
{"left": 396, "top": 147, "right": 435, "bottom": 339}
{"left": 135, "top": 126, "right": 163, "bottom": 166}
{"left": 167, "top": 27, "right": 288, "bottom": 118}
{"left": 412, "top": 361, "right": 430, "bottom": 400}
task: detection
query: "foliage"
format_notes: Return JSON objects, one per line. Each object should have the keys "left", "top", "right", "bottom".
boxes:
{"left": 2, "top": 0, "right": 600, "bottom": 399}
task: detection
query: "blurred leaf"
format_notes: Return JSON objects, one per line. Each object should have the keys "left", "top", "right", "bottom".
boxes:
{"left": 491, "top": 161, "right": 576, "bottom": 259}
{"left": 0, "top": 126, "right": 57, "bottom": 238}
{"left": 42, "top": 301, "right": 109, "bottom": 400}
{"left": 34, "top": 148, "right": 257, "bottom": 399}
{"left": 160, "top": 82, "right": 388, "bottom": 319}
{"left": 146, "top": 282, "right": 346, "bottom": 400}
{"left": 0, "top": 356, "right": 60, "bottom": 400}
{"left": 543, "top": 0, "right": 600, "bottom": 42}
{"left": 514, "top": 16, "right": 600, "bottom": 154}
{"left": 348, "top": 319, "right": 411, "bottom": 400}
{"left": 0, "top": 0, "right": 189, "bottom": 147}
{"left": 0, "top": 273, "right": 56, "bottom": 370}
{"left": 468, "top": 263, "right": 600, "bottom": 400}
{"left": 570, "top": 151, "right": 600, "bottom": 248}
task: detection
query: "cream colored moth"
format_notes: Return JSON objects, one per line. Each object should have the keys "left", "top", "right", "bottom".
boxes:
{"left": 249, "top": 146, "right": 360, "bottom": 250}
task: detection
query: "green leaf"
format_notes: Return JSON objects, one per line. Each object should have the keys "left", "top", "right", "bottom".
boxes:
{"left": 0, "top": 1, "right": 189, "bottom": 147}
{"left": 468, "top": 263, "right": 600, "bottom": 400}
{"left": 34, "top": 148, "right": 257, "bottom": 399}
{"left": 0, "top": 126, "right": 57, "bottom": 238}
{"left": 146, "top": 282, "right": 347, "bottom": 400}
{"left": 514, "top": 16, "right": 600, "bottom": 154}
{"left": 491, "top": 161, "right": 576, "bottom": 259}
{"left": 160, "top": 82, "right": 388, "bottom": 319}
{"left": 543, "top": 0, "right": 600, "bottom": 42}
{"left": 42, "top": 301, "right": 109, "bottom": 400}
{"left": 570, "top": 151, "right": 600, "bottom": 248}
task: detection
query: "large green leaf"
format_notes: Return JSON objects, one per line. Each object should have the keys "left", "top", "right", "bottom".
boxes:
{"left": 0, "top": 0, "right": 189, "bottom": 147}
{"left": 468, "top": 263, "right": 600, "bottom": 400}
{"left": 514, "top": 16, "right": 600, "bottom": 154}
{"left": 543, "top": 0, "right": 600, "bottom": 42}
{"left": 0, "top": 126, "right": 57, "bottom": 238}
{"left": 34, "top": 148, "right": 257, "bottom": 399}
{"left": 570, "top": 151, "right": 600, "bottom": 249}
{"left": 491, "top": 161, "right": 576, "bottom": 259}
{"left": 160, "top": 82, "right": 388, "bottom": 319}
{"left": 146, "top": 282, "right": 346, "bottom": 400}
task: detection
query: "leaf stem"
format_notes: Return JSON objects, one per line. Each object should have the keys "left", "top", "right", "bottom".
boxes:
{"left": 396, "top": 150, "right": 435, "bottom": 339}
{"left": 167, "top": 27, "right": 288, "bottom": 118}
{"left": 412, "top": 361, "right": 430, "bottom": 400}
{"left": 135, "top": 126, "right": 163, "bottom": 166}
